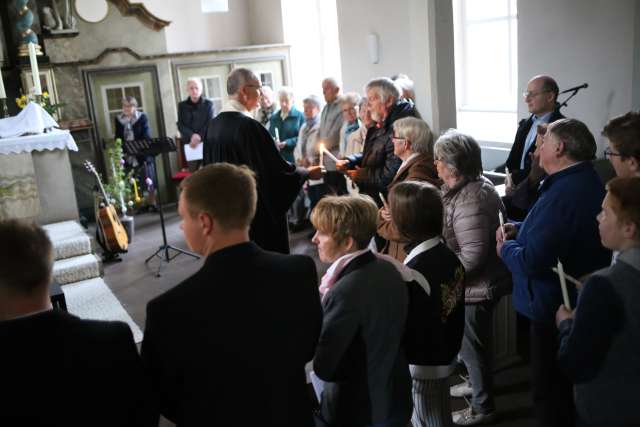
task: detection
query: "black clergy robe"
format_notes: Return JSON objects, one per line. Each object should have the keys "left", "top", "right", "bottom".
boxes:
{"left": 204, "top": 111, "right": 307, "bottom": 254}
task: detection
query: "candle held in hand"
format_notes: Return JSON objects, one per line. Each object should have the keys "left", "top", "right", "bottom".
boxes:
{"left": 556, "top": 259, "right": 571, "bottom": 310}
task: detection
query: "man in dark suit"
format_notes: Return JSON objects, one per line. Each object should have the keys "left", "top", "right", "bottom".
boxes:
{"left": 0, "top": 220, "right": 154, "bottom": 427}
{"left": 203, "top": 68, "right": 323, "bottom": 254}
{"left": 503, "top": 75, "right": 564, "bottom": 219}
{"left": 141, "top": 163, "right": 323, "bottom": 426}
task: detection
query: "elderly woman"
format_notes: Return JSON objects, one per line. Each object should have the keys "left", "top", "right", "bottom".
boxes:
{"left": 377, "top": 117, "right": 440, "bottom": 261}
{"left": 555, "top": 176, "right": 640, "bottom": 427}
{"left": 338, "top": 92, "right": 362, "bottom": 158}
{"left": 390, "top": 180, "right": 465, "bottom": 427}
{"left": 433, "top": 130, "right": 511, "bottom": 425}
{"left": 311, "top": 195, "right": 412, "bottom": 427}
{"left": 114, "top": 96, "right": 156, "bottom": 210}
{"left": 269, "top": 86, "right": 304, "bottom": 163}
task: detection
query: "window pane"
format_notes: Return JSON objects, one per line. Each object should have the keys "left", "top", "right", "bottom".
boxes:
{"left": 463, "top": 20, "right": 513, "bottom": 110}
{"left": 124, "top": 86, "right": 142, "bottom": 108}
{"left": 106, "top": 88, "right": 123, "bottom": 110}
{"left": 205, "top": 77, "right": 221, "bottom": 98}
{"left": 464, "top": 0, "right": 509, "bottom": 21}
{"left": 260, "top": 72, "right": 273, "bottom": 89}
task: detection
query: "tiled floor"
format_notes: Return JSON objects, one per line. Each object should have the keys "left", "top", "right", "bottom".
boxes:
{"left": 100, "top": 206, "right": 535, "bottom": 427}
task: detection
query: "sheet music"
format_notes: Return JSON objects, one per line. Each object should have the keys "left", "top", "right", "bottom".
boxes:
{"left": 184, "top": 142, "right": 203, "bottom": 161}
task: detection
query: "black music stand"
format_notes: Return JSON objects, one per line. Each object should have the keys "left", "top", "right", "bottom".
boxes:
{"left": 123, "top": 137, "right": 200, "bottom": 277}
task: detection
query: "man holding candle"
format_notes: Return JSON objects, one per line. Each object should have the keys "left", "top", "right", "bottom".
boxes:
{"left": 496, "top": 119, "right": 611, "bottom": 427}
{"left": 204, "top": 68, "right": 322, "bottom": 254}
{"left": 336, "top": 77, "right": 418, "bottom": 207}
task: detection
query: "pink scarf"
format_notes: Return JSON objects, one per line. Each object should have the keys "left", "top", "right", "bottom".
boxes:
{"left": 319, "top": 249, "right": 430, "bottom": 300}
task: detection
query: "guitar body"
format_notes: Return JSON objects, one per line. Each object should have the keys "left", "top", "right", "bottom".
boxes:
{"left": 98, "top": 204, "right": 129, "bottom": 252}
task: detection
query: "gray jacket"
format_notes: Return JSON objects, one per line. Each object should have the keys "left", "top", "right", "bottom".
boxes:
{"left": 314, "top": 251, "right": 412, "bottom": 427}
{"left": 442, "top": 177, "right": 512, "bottom": 303}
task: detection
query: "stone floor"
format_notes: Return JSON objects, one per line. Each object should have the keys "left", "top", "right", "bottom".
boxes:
{"left": 100, "top": 206, "right": 536, "bottom": 427}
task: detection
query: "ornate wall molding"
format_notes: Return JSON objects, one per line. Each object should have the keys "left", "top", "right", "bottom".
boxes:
{"left": 107, "top": 0, "right": 170, "bottom": 31}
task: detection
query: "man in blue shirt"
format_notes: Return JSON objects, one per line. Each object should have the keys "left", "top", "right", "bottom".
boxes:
{"left": 497, "top": 118, "right": 611, "bottom": 427}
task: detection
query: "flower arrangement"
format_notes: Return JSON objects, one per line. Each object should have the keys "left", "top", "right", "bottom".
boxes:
{"left": 15, "top": 91, "right": 64, "bottom": 117}
{"left": 103, "top": 138, "right": 137, "bottom": 214}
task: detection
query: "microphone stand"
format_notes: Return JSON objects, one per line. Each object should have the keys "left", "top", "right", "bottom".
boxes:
{"left": 557, "top": 85, "right": 588, "bottom": 110}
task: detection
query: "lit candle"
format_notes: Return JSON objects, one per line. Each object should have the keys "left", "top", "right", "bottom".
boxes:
{"left": 556, "top": 259, "right": 571, "bottom": 310}
{"left": 322, "top": 146, "right": 340, "bottom": 163}
{"left": 0, "top": 71, "right": 5, "bottom": 99}
{"left": 28, "top": 43, "right": 42, "bottom": 96}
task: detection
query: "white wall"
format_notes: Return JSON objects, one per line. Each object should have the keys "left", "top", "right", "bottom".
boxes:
{"left": 335, "top": 0, "right": 456, "bottom": 133}
{"left": 518, "top": 0, "right": 636, "bottom": 151}
{"left": 142, "top": 0, "right": 251, "bottom": 52}
{"left": 247, "top": 0, "right": 285, "bottom": 45}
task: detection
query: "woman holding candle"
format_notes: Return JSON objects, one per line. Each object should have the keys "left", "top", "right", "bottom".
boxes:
{"left": 269, "top": 87, "right": 304, "bottom": 163}
{"left": 555, "top": 176, "right": 640, "bottom": 427}
{"left": 377, "top": 117, "right": 440, "bottom": 262}
{"left": 434, "top": 130, "right": 511, "bottom": 425}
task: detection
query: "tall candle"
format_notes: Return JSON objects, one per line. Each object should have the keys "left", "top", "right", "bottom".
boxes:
{"left": 28, "top": 43, "right": 42, "bottom": 96}
{"left": 274, "top": 127, "right": 280, "bottom": 141}
{"left": 0, "top": 71, "right": 5, "bottom": 99}
{"left": 557, "top": 259, "right": 572, "bottom": 310}
{"left": 319, "top": 143, "right": 324, "bottom": 167}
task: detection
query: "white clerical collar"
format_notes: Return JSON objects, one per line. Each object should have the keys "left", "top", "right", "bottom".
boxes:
{"left": 220, "top": 99, "right": 254, "bottom": 117}
{"left": 404, "top": 236, "right": 442, "bottom": 265}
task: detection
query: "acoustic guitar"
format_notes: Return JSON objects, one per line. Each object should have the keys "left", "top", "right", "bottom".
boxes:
{"left": 84, "top": 161, "right": 129, "bottom": 253}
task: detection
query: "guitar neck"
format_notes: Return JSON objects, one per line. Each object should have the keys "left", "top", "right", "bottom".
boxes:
{"left": 93, "top": 171, "right": 112, "bottom": 207}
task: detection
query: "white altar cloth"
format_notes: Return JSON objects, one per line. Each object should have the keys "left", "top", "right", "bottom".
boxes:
{"left": 0, "top": 129, "right": 78, "bottom": 155}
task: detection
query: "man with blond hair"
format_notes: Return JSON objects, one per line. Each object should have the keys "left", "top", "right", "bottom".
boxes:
{"left": 142, "top": 163, "right": 322, "bottom": 427}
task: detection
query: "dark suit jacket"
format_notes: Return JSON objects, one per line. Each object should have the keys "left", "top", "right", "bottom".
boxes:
{"left": 504, "top": 109, "right": 564, "bottom": 185}
{"left": 141, "top": 242, "right": 322, "bottom": 427}
{"left": 204, "top": 112, "right": 308, "bottom": 254}
{"left": 314, "top": 251, "right": 412, "bottom": 427}
{"left": 0, "top": 310, "right": 154, "bottom": 427}
{"left": 177, "top": 97, "right": 215, "bottom": 142}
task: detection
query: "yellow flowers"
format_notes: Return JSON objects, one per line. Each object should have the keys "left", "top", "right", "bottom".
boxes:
{"left": 15, "top": 92, "right": 63, "bottom": 116}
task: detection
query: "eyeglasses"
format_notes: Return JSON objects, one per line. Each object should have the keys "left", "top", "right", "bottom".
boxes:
{"left": 245, "top": 84, "right": 263, "bottom": 91}
{"left": 523, "top": 90, "right": 550, "bottom": 99}
{"left": 391, "top": 135, "right": 406, "bottom": 143}
{"left": 604, "top": 147, "right": 624, "bottom": 159}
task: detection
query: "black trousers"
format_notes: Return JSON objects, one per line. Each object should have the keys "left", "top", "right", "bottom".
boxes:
{"left": 530, "top": 320, "right": 575, "bottom": 427}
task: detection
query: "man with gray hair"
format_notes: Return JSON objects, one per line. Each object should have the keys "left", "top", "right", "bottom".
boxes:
{"left": 204, "top": 68, "right": 322, "bottom": 254}
{"left": 337, "top": 77, "right": 419, "bottom": 205}
{"left": 319, "top": 77, "right": 347, "bottom": 194}
{"left": 497, "top": 118, "right": 611, "bottom": 427}
{"left": 177, "top": 78, "right": 215, "bottom": 170}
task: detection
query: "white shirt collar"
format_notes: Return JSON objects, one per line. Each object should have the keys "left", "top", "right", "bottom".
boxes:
{"left": 221, "top": 99, "right": 254, "bottom": 117}
{"left": 404, "top": 236, "right": 442, "bottom": 265}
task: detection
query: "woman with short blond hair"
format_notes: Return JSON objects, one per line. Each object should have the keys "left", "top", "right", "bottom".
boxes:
{"left": 311, "top": 195, "right": 412, "bottom": 427}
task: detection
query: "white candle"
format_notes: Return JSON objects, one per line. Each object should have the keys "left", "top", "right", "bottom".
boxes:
{"left": 498, "top": 211, "right": 506, "bottom": 240}
{"left": 319, "top": 143, "right": 324, "bottom": 167}
{"left": 321, "top": 145, "right": 340, "bottom": 163}
{"left": 274, "top": 127, "right": 280, "bottom": 141}
{"left": 505, "top": 166, "right": 512, "bottom": 188}
{"left": 0, "top": 71, "right": 5, "bottom": 98}
{"left": 556, "top": 259, "right": 571, "bottom": 310}
{"left": 28, "top": 43, "right": 42, "bottom": 96}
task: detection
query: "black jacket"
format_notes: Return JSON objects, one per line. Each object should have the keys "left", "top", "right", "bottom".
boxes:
{"left": 114, "top": 112, "right": 151, "bottom": 141}
{"left": 204, "top": 112, "right": 308, "bottom": 254}
{"left": 177, "top": 97, "right": 215, "bottom": 142}
{"left": 314, "top": 251, "right": 412, "bottom": 427}
{"left": 504, "top": 109, "right": 565, "bottom": 185}
{"left": 404, "top": 241, "right": 466, "bottom": 366}
{"left": 346, "top": 100, "right": 419, "bottom": 204}
{"left": 142, "top": 242, "right": 322, "bottom": 427}
{"left": 0, "top": 310, "right": 154, "bottom": 427}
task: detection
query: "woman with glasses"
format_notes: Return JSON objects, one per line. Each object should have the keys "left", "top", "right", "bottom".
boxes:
{"left": 434, "top": 130, "right": 512, "bottom": 426}
{"left": 377, "top": 117, "right": 440, "bottom": 261}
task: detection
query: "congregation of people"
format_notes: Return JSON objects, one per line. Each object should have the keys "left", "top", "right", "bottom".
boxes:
{"left": 1, "top": 68, "right": 640, "bottom": 427}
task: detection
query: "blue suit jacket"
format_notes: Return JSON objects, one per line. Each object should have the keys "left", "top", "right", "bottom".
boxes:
{"left": 501, "top": 161, "right": 611, "bottom": 323}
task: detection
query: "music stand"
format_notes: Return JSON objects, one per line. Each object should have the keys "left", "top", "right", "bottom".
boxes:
{"left": 123, "top": 137, "right": 200, "bottom": 277}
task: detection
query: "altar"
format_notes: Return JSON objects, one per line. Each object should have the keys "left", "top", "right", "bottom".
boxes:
{"left": 0, "top": 126, "right": 80, "bottom": 224}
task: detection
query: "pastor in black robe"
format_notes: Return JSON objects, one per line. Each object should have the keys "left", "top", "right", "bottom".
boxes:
{"left": 204, "top": 110, "right": 308, "bottom": 254}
